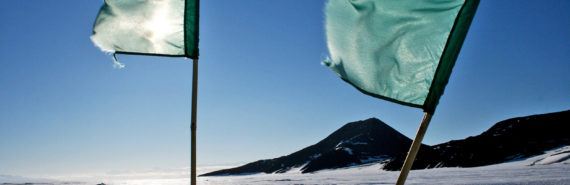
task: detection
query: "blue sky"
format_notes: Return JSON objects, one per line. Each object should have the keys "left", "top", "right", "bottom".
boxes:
{"left": 0, "top": 0, "right": 568, "bottom": 179}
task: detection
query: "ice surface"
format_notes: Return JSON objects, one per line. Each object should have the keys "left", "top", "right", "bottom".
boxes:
{"left": 532, "top": 146, "right": 570, "bottom": 165}
{"left": 3, "top": 146, "right": 569, "bottom": 185}
{"left": 535, "top": 153, "right": 570, "bottom": 165}
{"left": 177, "top": 146, "right": 570, "bottom": 185}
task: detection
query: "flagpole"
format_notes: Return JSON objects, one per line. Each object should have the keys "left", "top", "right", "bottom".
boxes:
{"left": 190, "top": 58, "right": 198, "bottom": 185}
{"left": 395, "top": 112, "right": 433, "bottom": 185}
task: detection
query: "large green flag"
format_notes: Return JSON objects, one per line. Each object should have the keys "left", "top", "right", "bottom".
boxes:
{"left": 91, "top": 0, "right": 199, "bottom": 59}
{"left": 324, "top": 0, "right": 479, "bottom": 113}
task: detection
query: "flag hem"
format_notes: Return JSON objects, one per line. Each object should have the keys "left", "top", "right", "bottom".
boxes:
{"left": 422, "top": 0, "right": 480, "bottom": 114}
{"left": 184, "top": 0, "right": 199, "bottom": 59}
{"left": 183, "top": 0, "right": 188, "bottom": 58}
{"left": 339, "top": 77, "right": 424, "bottom": 109}
{"left": 115, "top": 51, "right": 186, "bottom": 58}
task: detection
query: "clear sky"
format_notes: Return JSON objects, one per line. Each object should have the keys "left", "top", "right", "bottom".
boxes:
{"left": 0, "top": 0, "right": 568, "bottom": 180}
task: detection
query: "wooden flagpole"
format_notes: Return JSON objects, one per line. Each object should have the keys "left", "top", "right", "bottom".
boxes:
{"left": 395, "top": 112, "right": 433, "bottom": 185}
{"left": 191, "top": 58, "right": 198, "bottom": 185}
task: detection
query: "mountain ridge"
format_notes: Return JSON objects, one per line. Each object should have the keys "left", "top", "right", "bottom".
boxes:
{"left": 384, "top": 110, "right": 570, "bottom": 170}
{"left": 201, "top": 118, "right": 417, "bottom": 176}
{"left": 201, "top": 110, "right": 569, "bottom": 176}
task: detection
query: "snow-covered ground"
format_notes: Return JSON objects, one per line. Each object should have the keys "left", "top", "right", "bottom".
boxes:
{"left": 3, "top": 146, "right": 569, "bottom": 185}
{"left": 196, "top": 146, "right": 570, "bottom": 185}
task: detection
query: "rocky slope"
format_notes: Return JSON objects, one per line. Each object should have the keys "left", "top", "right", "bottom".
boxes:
{"left": 384, "top": 110, "right": 570, "bottom": 170}
{"left": 202, "top": 110, "right": 569, "bottom": 176}
{"left": 201, "top": 118, "right": 416, "bottom": 176}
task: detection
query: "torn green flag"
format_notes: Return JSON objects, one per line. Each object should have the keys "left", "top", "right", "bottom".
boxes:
{"left": 91, "top": 0, "right": 199, "bottom": 59}
{"left": 324, "top": 0, "right": 479, "bottom": 113}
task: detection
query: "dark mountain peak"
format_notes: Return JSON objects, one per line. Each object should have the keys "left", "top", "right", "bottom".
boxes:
{"left": 202, "top": 110, "right": 570, "bottom": 176}
{"left": 201, "top": 118, "right": 412, "bottom": 176}
{"left": 342, "top": 117, "right": 383, "bottom": 127}
{"left": 328, "top": 118, "right": 408, "bottom": 144}
{"left": 341, "top": 117, "right": 401, "bottom": 132}
{"left": 333, "top": 117, "right": 386, "bottom": 134}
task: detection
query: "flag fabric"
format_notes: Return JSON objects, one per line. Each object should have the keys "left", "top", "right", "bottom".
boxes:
{"left": 91, "top": 0, "right": 199, "bottom": 59}
{"left": 324, "top": 0, "right": 479, "bottom": 113}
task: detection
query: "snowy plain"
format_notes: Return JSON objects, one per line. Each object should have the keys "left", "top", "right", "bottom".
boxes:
{"left": 2, "top": 146, "right": 569, "bottom": 185}
{"left": 196, "top": 146, "right": 570, "bottom": 185}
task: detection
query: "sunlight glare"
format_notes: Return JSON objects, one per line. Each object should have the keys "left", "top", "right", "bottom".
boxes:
{"left": 144, "top": 3, "right": 177, "bottom": 52}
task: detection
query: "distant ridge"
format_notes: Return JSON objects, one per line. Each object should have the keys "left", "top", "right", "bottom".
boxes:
{"left": 201, "top": 110, "right": 570, "bottom": 176}
{"left": 384, "top": 110, "right": 570, "bottom": 170}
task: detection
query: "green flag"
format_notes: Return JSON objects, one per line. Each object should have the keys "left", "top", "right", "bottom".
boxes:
{"left": 324, "top": 0, "right": 479, "bottom": 113}
{"left": 91, "top": 0, "right": 199, "bottom": 59}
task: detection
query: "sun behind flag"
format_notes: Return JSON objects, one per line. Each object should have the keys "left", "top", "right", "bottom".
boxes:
{"left": 324, "top": 0, "right": 478, "bottom": 113}
{"left": 91, "top": 0, "right": 199, "bottom": 59}
{"left": 90, "top": 1, "right": 200, "bottom": 185}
